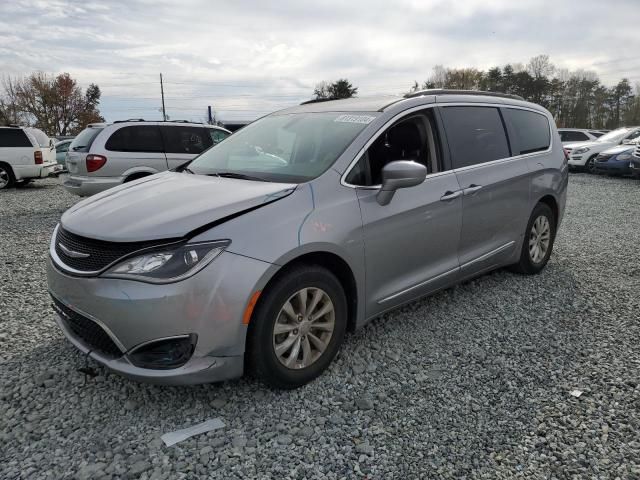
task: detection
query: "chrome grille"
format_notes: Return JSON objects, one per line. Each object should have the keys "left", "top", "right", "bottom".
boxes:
{"left": 54, "top": 227, "right": 167, "bottom": 273}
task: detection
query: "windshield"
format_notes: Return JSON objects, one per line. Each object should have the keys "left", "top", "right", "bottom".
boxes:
{"left": 188, "top": 112, "right": 377, "bottom": 182}
{"left": 70, "top": 126, "right": 104, "bottom": 152}
{"left": 595, "top": 128, "right": 631, "bottom": 143}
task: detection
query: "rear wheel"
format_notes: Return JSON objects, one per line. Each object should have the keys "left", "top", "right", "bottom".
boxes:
{"left": 0, "top": 164, "right": 15, "bottom": 190}
{"left": 510, "top": 203, "right": 556, "bottom": 275}
{"left": 246, "top": 265, "right": 347, "bottom": 389}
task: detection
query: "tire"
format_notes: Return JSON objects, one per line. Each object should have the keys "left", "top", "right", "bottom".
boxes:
{"left": 246, "top": 265, "right": 347, "bottom": 389}
{"left": 585, "top": 155, "right": 597, "bottom": 174}
{"left": 0, "top": 163, "right": 15, "bottom": 190}
{"left": 509, "top": 203, "right": 556, "bottom": 275}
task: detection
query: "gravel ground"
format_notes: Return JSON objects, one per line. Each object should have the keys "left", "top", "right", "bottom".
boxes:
{"left": 1, "top": 174, "right": 639, "bottom": 480}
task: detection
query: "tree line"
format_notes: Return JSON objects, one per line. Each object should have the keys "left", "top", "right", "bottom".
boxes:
{"left": 315, "top": 55, "right": 640, "bottom": 130}
{"left": 0, "top": 72, "right": 104, "bottom": 136}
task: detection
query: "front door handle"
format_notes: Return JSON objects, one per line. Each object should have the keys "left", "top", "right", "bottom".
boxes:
{"left": 440, "top": 190, "right": 462, "bottom": 201}
{"left": 463, "top": 184, "right": 483, "bottom": 196}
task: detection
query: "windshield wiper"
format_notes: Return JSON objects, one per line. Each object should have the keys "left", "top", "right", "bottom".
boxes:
{"left": 182, "top": 167, "right": 195, "bottom": 174}
{"left": 208, "top": 172, "right": 267, "bottom": 182}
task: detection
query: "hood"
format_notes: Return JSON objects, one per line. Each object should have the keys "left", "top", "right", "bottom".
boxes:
{"left": 61, "top": 172, "right": 296, "bottom": 242}
{"left": 600, "top": 144, "right": 635, "bottom": 155}
{"left": 564, "top": 141, "right": 600, "bottom": 150}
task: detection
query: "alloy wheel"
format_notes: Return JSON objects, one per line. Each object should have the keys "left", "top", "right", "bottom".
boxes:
{"left": 586, "top": 157, "right": 596, "bottom": 174}
{"left": 272, "top": 287, "right": 335, "bottom": 370}
{"left": 529, "top": 215, "right": 551, "bottom": 264}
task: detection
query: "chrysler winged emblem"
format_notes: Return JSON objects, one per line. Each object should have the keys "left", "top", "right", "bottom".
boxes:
{"left": 58, "top": 243, "right": 90, "bottom": 258}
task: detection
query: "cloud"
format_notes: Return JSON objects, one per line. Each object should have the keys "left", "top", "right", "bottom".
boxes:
{"left": 1, "top": 0, "right": 639, "bottom": 122}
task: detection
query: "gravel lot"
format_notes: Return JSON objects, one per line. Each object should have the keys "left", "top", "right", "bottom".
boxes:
{"left": 1, "top": 174, "right": 639, "bottom": 479}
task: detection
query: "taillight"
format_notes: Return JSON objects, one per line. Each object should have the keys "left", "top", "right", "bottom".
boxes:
{"left": 34, "top": 151, "right": 43, "bottom": 165}
{"left": 86, "top": 154, "right": 107, "bottom": 172}
{"left": 563, "top": 148, "right": 570, "bottom": 161}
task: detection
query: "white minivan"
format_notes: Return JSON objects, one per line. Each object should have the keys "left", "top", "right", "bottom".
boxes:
{"left": 0, "top": 126, "right": 57, "bottom": 189}
{"left": 62, "top": 120, "right": 231, "bottom": 196}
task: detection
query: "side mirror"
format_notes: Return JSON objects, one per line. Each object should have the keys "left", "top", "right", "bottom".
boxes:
{"left": 376, "top": 160, "right": 427, "bottom": 206}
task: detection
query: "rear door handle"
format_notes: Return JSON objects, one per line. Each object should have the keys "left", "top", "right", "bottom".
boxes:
{"left": 440, "top": 190, "right": 462, "bottom": 201}
{"left": 463, "top": 184, "right": 483, "bottom": 196}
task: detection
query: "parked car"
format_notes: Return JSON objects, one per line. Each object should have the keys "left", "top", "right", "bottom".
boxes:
{"left": 55, "top": 139, "right": 73, "bottom": 168}
{"left": 62, "top": 121, "right": 231, "bottom": 196}
{"left": 0, "top": 125, "right": 57, "bottom": 189}
{"left": 631, "top": 144, "right": 640, "bottom": 178}
{"left": 48, "top": 90, "right": 567, "bottom": 389}
{"left": 593, "top": 142, "right": 637, "bottom": 176}
{"left": 558, "top": 128, "right": 607, "bottom": 145}
{"left": 565, "top": 127, "right": 640, "bottom": 173}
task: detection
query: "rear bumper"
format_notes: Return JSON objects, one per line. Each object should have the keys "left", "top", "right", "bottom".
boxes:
{"left": 13, "top": 161, "right": 58, "bottom": 180}
{"left": 61, "top": 174, "right": 123, "bottom": 196}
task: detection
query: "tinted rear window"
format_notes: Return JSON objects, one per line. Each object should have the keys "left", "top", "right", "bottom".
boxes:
{"left": 440, "top": 106, "right": 510, "bottom": 168}
{"left": 70, "top": 127, "right": 104, "bottom": 152}
{"left": 161, "top": 126, "right": 212, "bottom": 154}
{"left": 105, "top": 125, "right": 163, "bottom": 153}
{"left": 0, "top": 129, "right": 32, "bottom": 147}
{"left": 560, "top": 130, "right": 588, "bottom": 142}
{"left": 504, "top": 108, "right": 550, "bottom": 155}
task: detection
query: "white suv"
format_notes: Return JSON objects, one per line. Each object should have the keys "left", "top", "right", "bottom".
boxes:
{"left": 62, "top": 120, "right": 231, "bottom": 196}
{"left": 565, "top": 127, "right": 640, "bottom": 173}
{"left": 0, "top": 126, "right": 57, "bottom": 189}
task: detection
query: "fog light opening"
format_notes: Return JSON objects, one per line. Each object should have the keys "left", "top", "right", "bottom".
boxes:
{"left": 128, "top": 334, "right": 197, "bottom": 370}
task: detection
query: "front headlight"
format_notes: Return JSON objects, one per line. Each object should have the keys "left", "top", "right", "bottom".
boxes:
{"left": 573, "top": 147, "right": 590, "bottom": 154}
{"left": 617, "top": 153, "right": 632, "bottom": 161}
{"left": 102, "top": 240, "right": 230, "bottom": 283}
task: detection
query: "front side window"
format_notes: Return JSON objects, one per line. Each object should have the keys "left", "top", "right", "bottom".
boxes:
{"left": 589, "top": 131, "right": 604, "bottom": 138}
{"left": 595, "top": 128, "right": 631, "bottom": 144}
{"left": 189, "top": 112, "right": 376, "bottom": 183}
{"left": 504, "top": 108, "right": 550, "bottom": 155}
{"left": 623, "top": 129, "right": 640, "bottom": 143}
{"left": 161, "top": 126, "right": 212, "bottom": 154}
{"left": 105, "top": 125, "right": 164, "bottom": 153}
{"left": 210, "top": 129, "right": 230, "bottom": 145}
{"left": 440, "top": 106, "right": 510, "bottom": 168}
{"left": 346, "top": 109, "right": 441, "bottom": 186}
{"left": 0, "top": 129, "right": 32, "bottom": 147}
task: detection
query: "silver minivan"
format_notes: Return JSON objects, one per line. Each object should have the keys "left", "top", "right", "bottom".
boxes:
{"left": 48, "top": 90, "right": 568, "bottom": 389}
{"left": 62, "top": 120, "right": 231, "bottom": 196}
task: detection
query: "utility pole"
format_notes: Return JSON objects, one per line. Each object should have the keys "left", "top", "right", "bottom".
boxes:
{"left": 160, "top": 73, "right": 167, "bottom": 121}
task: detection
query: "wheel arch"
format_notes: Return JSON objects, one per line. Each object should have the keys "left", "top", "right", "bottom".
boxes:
{"left": 255, "top": 250, "right": 359, "bottom": 333}
{"left": 537, "top": 194, "right": 559, "bottom": 228}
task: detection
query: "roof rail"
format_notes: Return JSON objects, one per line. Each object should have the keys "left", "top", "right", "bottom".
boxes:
{"left": 404, "top": 89, "right": 525, "bottom": 101}
{"left": 165, "top": 120, "right": 203, "bottom": 124}
{"left": 113, "top": 118, "right": 146, "bottom": 123}
{"left": 299, "top": 98, "right": 335, "bottom": 105}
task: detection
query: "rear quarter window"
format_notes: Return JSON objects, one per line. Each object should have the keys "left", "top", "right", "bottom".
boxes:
{"left": 0, "top": 129, "right": 33, "bottom": 147}
{"left": 440, "top": 106, "right": 510, "bottom": 168}
{"left": 105, "top": 125, "right": 164, "bottom": 153}
{"left": 503, "top": 108, "right": 550, "bottom": 155}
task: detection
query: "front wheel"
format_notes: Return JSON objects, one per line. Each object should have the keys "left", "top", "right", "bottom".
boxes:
{"left": 585, "top": 155, "right": 597, "bottom": 174}
{"left": 509, "top": 203, "right": 556, "bottom": 275}
{"left": 0, "top": 164, "right": 15, "bottom": 190}
{"left": 246, "top": 265, "right": 347, "bottom": 389}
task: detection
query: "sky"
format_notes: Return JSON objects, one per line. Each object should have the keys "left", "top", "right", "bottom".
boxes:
{"left": 1, "top": 0, "right": 639, "bottom": 123}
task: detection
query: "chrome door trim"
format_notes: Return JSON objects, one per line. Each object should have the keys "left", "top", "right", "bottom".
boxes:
{"left": 378, "top": 266, "right": 460, "bottom": 304}
{"left": 460, "top": 241, "right": 515, "bottom": 270}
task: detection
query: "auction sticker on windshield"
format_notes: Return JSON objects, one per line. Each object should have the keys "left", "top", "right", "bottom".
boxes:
{"left": 334, "top": 115, "right": 376, "bottom": 124}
